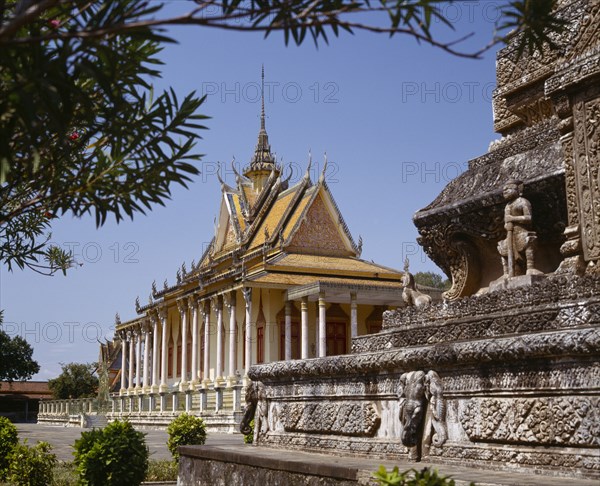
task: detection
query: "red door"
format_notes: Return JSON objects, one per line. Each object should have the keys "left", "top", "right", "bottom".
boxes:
{"left": 326, "top": 322, "right": 347, "bottom": 356}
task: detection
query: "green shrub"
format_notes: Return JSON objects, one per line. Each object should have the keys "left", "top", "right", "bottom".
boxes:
{"left": 243, "top": 419, "right": 254, "bottom": 444}
{"left": 372, "top": 466, "right": 475, "bottom": 486}
{"left": 0, "top": 416, "right": 18, "bottom": 479}
{"left": 145, "top": 459, "right": 178, "bottom": 481}
{"left": 7, "top": 440, "right": 57, "bottom": 486}
{"left": 166, "top": 413, "right": 207, "bottom": 461}
{"left": 73, "top": 420, "right": 148, "bottom": 486}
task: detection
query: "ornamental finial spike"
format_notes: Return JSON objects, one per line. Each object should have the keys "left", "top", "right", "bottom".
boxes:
{"left": 261, "top": 63, "right": 265, "bottom": 131}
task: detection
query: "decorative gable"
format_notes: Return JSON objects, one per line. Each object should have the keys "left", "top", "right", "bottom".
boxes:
{"left": 287, "top": 192, "right": 351, "bottom": 256}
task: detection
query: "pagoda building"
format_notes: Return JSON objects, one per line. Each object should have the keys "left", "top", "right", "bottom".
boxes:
{"left": 104, "top": 72, "right": 409, "bottom": 430}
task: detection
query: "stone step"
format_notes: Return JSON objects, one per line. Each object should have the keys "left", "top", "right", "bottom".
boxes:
{"left": 178, "top": 444, "right": 600, "bottom": 486}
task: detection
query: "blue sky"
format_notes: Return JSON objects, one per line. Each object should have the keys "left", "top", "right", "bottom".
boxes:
{"left": 1, "top": 1, "right": 504, "bottom": 380}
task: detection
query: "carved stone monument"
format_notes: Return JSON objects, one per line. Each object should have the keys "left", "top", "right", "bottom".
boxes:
{"left": 181, "top": 1, "right": 599, "bottom": 483}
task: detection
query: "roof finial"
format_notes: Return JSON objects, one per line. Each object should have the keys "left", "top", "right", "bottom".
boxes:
{"left": 261, "top": 64, "right": 265, "bottom": 131}
{"left": 244, "top": 64, "right": 276, "bottom": 177}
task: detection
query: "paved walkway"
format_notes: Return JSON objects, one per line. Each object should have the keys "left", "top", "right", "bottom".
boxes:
{"left": 15, "top": 423, "right": 242, "bottom": 462}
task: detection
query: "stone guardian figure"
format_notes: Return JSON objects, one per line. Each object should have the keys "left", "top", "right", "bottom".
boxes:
{"left": 497, "top": 180, "right": 542, "bottom": 278}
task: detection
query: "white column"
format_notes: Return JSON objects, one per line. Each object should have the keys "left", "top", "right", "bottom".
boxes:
{"left": 213, "top": 296, "right": 223, "bottom": 382}
{"left": 315, "top": 309, "right": 319, "bottom": 356}
{"left": 318, "top": 293, "right": 327, "bottom": 357}
{"left": 301, "top": 297, "right": 309, "bottom": 359}
{"left": 178, "top": 299, "right": 188, "bottom": 388}
{"left": 202, "top": 303, "right": 211, "bottom": 382}
{"left": 143, "top": 322, "right": 150, "bottom": 389}
{"left": 190, "top": 296, "right": 199, "bottom": 385}
{"left": 243, "top": 288, "right": 252, "bottom": 373}
{"left": 284, "top": 301, "right": 292, "bottom": 361}
{"left": 120, "top": 333, "right": 127, "bottom": 392}
{"left": 128, "top": 331, "right": 134, "bottom": 391}
{"left": 160, "top": 308, "right": 168, "bottom": 390}
{"left": 151, "top": 315, "right": 159, "bottom": 389}
{"left": 350, "top": 292, "right": 358, "bottom": 339}
{"left": 135, "top": 328, "right": 142, "bottom": 388}
{"left": 227, "top": 291, "right": 237, "bottom": 380}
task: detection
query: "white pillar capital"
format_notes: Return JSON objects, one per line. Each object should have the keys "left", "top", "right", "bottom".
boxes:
{"left": 177, "top": 298, "right": 188, "bottom": 314}
{"left": 242, "top": 287, "right": 252, "bottom": 308}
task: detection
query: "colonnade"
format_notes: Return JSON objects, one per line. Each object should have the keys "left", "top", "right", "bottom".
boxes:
{"left": 117, "top": 289, "right": 360, "bottom": 396}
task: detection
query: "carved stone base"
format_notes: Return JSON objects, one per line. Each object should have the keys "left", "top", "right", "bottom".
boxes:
{"left": 489, "top": 273, "right": 546, "bottom": 292}
{"left": 248, "top": 275, "right": 600, "bottom": 480}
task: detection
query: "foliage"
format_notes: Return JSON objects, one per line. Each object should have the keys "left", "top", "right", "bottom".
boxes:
{"left": 0, "top": 1, "right": 564, "bottom": 276}
{"left": 166, "top": 413, "right": 207, "bottom": 461}
{"left": 144, "top": 459, "right": 178, "bottom": 482}
{"left": 73, "top": 420, "right": 148, "bottom": 486}
{"left": 0, "top": 416, "right": 18, "bottom": 480}
{"left": 499, "top": 0, "right": 568, "bottom": 56}
{"left": 0, "top": 1, "right": 207, "bottom": 275}
{"left": 0, "top": 311, "right": 40, "bottom": 383}
{"left": 0, "top": 1, "right": 566, "bottom": 59}
{"left": 243, "top": 418, "right": 254, "bottom": 444}
{"left": 48, "top": 362, "right": 99, "bottom": 399}
{"left": 413, "top": 271, "right": 451, "bottom": 290}
{"left": 6, "top": 440, "right": 57, "bottom": 486}
{"left": 372, "top": 466, "right": 475, "bottom": 486}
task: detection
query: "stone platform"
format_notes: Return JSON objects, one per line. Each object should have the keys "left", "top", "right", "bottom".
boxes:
{"left": 178, "top": 443, "right": 600, "bottom": 486}
{"left": 243, "top": 274, "right": 599, "bottom": 480}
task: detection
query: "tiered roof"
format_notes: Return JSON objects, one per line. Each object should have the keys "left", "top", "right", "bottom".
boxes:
{"left": 115, "top": 69, "right": 403, "bottom": 330}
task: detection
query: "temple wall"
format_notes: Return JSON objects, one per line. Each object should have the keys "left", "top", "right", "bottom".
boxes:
{"left": 247, "top": 275, "right": 600, "bottom": 480}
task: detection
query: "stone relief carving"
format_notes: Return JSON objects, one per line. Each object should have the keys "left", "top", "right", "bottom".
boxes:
{"left": 380, "top": 274, "right": 600, "bottom": 330}
{"left": 280, "top": 401, "right": 380, "bottom": 437}
{"left": 430, "top": 444, "right": 599, "bottom": 474}
{"left": 259, "top": 433, "right": 408, "bottom": 457}
{"left": 398, "top": 370, "right": 447, "bottom": 460}
{"left": 249, "top": 327, "right": 600, "bottom": 381}
{"left": 573, "top": 90, "right": 600, "bottom": 263}
{"left": 418, "top": 226, "right": 480, "bottom": 301}
{"left": 461, "top": 397, "right": 600, "bottom": 447}
{"left": 239, "top": 380, "right": 268, "bottom": 443}
{"left": 440, "top": 363, "right": 600, "bottom": 395}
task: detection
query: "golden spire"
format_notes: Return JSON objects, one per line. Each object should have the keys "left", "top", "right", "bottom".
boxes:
{"left": 245, "top": 64, "right": 276, "bottom": 178}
